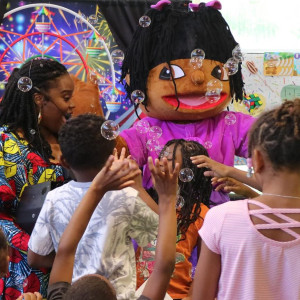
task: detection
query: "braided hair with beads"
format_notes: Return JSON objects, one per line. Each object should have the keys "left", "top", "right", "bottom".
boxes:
{"left": 160, "top": 139, "right": 212, "bottom": 240}
{"left": 248, "top": 99, "right": 300, "bottom": 171}
{"left": 0, "top": 58, "right": 68, "bottom": 162}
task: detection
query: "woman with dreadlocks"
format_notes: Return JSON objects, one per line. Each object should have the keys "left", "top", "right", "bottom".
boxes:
{"left": 192, "top": 99, "right": 300, "bottom": 300}
{"left": 136, "top": 139, "right": 211, "bottom": 299}
{"left": 0, "top": 58, "right": 75, "bottom": 299}
{"left": 119, "top": 0, "right": 255, "bottom": 206}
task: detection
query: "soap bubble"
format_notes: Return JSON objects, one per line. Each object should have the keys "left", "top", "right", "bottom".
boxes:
{"left": 139, "top": 15, "right": 151, "bottom": 27}
{"left": 224, "top": 113, "right": 237, "bottom": 125}
{"left": 155, "top": 144, "right": 163, "bottom": 156}
{"left": 148, "top": 126, "right": 162, "bottom": 139}
{"left": 88, "top": 14, "right": 98, "bottom": 25}
{"left": 101, "top": 120, "right": 120, "bottom": 140}
{"left": 30, "top": 129, "right": 36, "bottom": 135}
{"left": 224, "top": 58, "right": 239, "bottom": 75}
{"left": 111, "top": 49, "right": 124, "bottom": 65}
{"left": 160, "top": 146, "right": 170, "bottom": 158}
{"left": 191, "top": 48, "right": 205, "bottom": 60}
{"left": 146, "top": 138, "right": 161, "bottom": 152}
{"left": 205, "top": 79, "right": 223, "bottom": 103}
{"left": 179, "top": 168, "right": 194, "bottom": 182}
{"left": 204, "top": 141, "right": 212, "bottom": 149}
{"left": 190, "top": 49, "right": 205, "bottom": 69}
{"left": 89, "top": 70, "right": 98, "bottom": 85}
{"left": 176, "top": 195, "right": 185, "bottom": 209}
{"left": 102, "top": 92, "right": 112, "bottom": 102}
{"left": 131, "top": 90, "right": 145, "bottom": 104}
{"left": 232, "top": 44, "right": 244, "bottom": 62}
{"left": 205, "top": 90, "right": 221, "bottom": 103}
{"left": 17, "top": 77, "right": 32, "bottom": 92}
{"left": 135, "top": 119, "right": 150, "bottom": 134}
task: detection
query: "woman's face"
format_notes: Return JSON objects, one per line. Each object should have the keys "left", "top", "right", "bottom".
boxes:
{"left": 144, "top": 58, "right": 231, "bottom": 121}
{"left": 40, "top": 73, "right": 75, "bottom": 134}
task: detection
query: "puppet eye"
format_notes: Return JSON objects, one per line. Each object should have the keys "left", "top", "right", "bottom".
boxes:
{"left": 159, "top": 65, "right": 185, "bottom": 80}
{"left": 211, "top": 65, "right": 229, "bottom": 81}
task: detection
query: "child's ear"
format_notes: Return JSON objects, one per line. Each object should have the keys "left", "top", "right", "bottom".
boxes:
{"left": 252, "top": 149, "right": 264, "bottom": 174}
{"left": 60, "top": 155, "right": 70, "bottom": 169}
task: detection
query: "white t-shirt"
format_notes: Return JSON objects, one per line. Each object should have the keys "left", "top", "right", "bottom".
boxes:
{"left": 29, "top": 181, "right": 158, "bottom": 300}
{"left": 199, "top": 200, "right": 300, "bottom": 300}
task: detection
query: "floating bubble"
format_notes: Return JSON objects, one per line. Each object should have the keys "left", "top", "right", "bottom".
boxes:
{"left": 146, "top": 138, "right": 161, "bottom": 152}
{"left": 205, "top": 90, "right": 221, "bottom": 103}
{"left": 89, "top": 70, "right": 98, "bottom": 85}
{"left": 148, "top": 126, "right": 162, "bottom": 139}
{"left": 135, "top": 119, "right": 150, "bottom": 134}
{"left": 131, "top": 90, "right": 145, "bottom": 104}
{"left": 191, "top": 48, "right": 205, "bottom": 60}
{"left": 155, "top": 144, "right": 163, "bottom": 156}
{"left": 176, "top": 195, "right": 185, "bottom": 209}
{"left": 17, "top": 76, "right": 32, "bottom": 92}
{"left": 101, "top": 120, "right": 120, "bottom": 140}
{"left": 225, "top": 113, "right": 237, "bottom": 125}
{"left": 232, "top": 45, "right": 244, "bottom": 62}
{"left": 179, "top": 168, "right": 194, "bottom": 182}
{"left": 30, "top": 129, "right": 36, "bottom": 135}
{"left": 102, "top": 92, "right": 112, "bottom": 102}
{"left": 224, "top": 58, "right": 239, "bottom": 75}
{"left": 88, "top": 14, "right": 98, "bottom": 25}
{"left": 111, "top": 49, "right": 124, "bottom": 65}
{"left": 139, "top": 15, "right": 151, "bottom": 27}
{"left": 205, "top": 79, "right": 223, "bottom": 103}
{"left": 204, "top": 141, "right": 212, "bottom": 149}
{"left": 160, "top": 146, "right": 170, "bottom": 158}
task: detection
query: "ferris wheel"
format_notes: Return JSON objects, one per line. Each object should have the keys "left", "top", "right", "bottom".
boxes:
{"left": 0, "top": 3, "right": 132, "bottom": 117}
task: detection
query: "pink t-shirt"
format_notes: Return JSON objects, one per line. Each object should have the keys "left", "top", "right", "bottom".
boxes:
{"left": 199, "top": 200, "right": 300, "bottom": 300}
{"left": 120, "top": 111, "right": 255, "bottom": 205}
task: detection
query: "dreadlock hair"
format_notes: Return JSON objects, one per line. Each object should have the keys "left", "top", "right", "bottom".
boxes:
{"left": 248, "top": 99, "right": 300, "bottom": 171}
{"left": 160, "top": 139, "right": 212, "bottom": 240}
{"left": 65, "top": 274, "right": 117, "bottom": 300}
{"left": 58, "top": 114, "right": 116, "bottom": 171}
{"left": 121, "top": 3, "right": 244, "bottom": 114}
{"left": 0, "top": 58, "right": 68, "bottom": 162}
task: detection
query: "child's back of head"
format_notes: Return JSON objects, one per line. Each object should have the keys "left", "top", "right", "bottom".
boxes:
{"left": 64, "top": 274, "right": 117, "bottom": 300}
{"left": 58, "top": 114, "right": 116, "bottom": 172}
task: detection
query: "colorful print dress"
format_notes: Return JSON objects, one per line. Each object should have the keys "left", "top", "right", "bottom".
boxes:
{"left": 0, "top": 126, "right": 64, "bottom": 299}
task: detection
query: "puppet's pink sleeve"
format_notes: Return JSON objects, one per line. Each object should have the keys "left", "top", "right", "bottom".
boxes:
{"left": 120, "top": 125, "right": 148, "bottom": 166}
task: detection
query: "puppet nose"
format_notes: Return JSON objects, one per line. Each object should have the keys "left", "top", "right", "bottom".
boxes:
{"left": 191, "top": 70, "right": 205, "bottom": 85}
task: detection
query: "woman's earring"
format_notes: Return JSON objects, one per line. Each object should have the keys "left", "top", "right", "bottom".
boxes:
{"left": 246, "top": 158, "right": 253, "bottom": 178}
{"left": 38, "top": 111, "right": 42, "bottom": 124}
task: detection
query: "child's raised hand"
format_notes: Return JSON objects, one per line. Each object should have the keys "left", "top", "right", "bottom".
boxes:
{"left": 212, "top": 176, "right": 259, "bottom": 198}
{"left": 91, "top": 155, "right": 141, "bottom": 194}
{"left": 16, "top": 292, "right": 42, "bottom": 300}
{"left": 148, "top": 156, "right": 179, "bottom": 200}
{"left": 190, "top": 155, "right": 228, "bottom": 178}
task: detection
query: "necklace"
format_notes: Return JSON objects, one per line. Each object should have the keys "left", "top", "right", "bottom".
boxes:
{"left": 262, "top": 193, "right": 300, "bottom": 200}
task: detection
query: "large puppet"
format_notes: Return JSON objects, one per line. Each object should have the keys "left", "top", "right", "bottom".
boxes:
{"left": 119, "top": 0, "right": 255, "bottom": 205}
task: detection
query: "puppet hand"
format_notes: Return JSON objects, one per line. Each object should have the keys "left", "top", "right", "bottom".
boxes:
{"left": 150, "top": 0, "right": 171, "bottom": 10}
{"left": 91, "top": 155, "right": 141, "bottom": 194}
{"left": 148, "top": 157, "right": 179, "bottom": 201}
{"left": 16, "top": 292, "right": 42, "bottom": 300}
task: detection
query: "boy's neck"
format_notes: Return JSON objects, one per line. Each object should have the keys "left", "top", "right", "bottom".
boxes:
{"left": 71, "top": 168, "right": 101, "bottom": 183}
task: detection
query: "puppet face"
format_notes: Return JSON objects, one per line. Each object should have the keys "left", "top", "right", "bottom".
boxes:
{"left": 143, "top": 58, "right": 231, "bottom": 121}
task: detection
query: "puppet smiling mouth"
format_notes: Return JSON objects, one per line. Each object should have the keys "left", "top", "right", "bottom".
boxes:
{"left": 163, "top": 93, "right": 228, "bottom": 110}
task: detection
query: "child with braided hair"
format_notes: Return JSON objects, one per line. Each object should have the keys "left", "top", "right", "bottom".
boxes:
{"left": 136, "top": 139, "right": 212, "bottom": 300}
{"left": 192, "top": 99, "right": 300, "bottom": 300}
{"left": 0, "top": 58, "right": 75, "bottom": 298}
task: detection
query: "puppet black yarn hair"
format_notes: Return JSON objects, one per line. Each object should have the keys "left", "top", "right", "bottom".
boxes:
{"left": 121, "top": 2, "right": 244, "bottom": 113}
